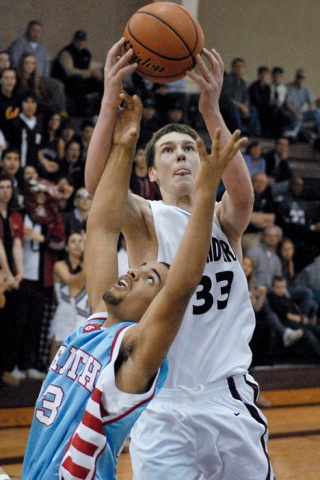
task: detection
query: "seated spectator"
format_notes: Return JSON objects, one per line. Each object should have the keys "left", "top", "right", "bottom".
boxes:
{"left": 284, "top": 69, "right": 320, "bottom": 142}
{"left": 7, "top": 20, "right": 66, "bottom": 114}
{"left": 163, "top": 98, "right": 188, "bottom": 126}
{"left": 61, "top": 186, "right": 92, "bottom": 238}
{"left": 222, "top": 57, "right": 261, "bottom": 136}
{"left": 279, "top": 238, "right": 318, "bottom": 321}
{"left": 0, "top": 67, "right": 20, "bottom": 132}
{"left": 49, "top": 232, "right": 89, "bottom": 360}
{"left": 5, "top": 89, "right": 43, "bottom": 168}
{"left": 59, "top": 138, "right": 84, "bottom": 191}
{"left": 242, "top": 255, "right": 303, "bottom": 368}
{"left": 243, "top": 141, "right": 266, "bottom": 176}
{"left": 268, "top": 276, "right": 320, "bottom": 360}
{"left": 247, "top": 225, "right": 283, "bottom": 290}
{"left": 59, "top": 117, "right": 78, "bottom": 144}
{"left": 274, "top": 175, "right": 320, "bottom": 269}
{"left": 130, "top": 146, "right": 161, "bottom": 200}
{"left": 242, "top": 172, "right": 276, "bottom": 253}
{"left": 248, "top": 66, "right": 271, "bottom": 137}
{"left": 269, "top": 67, "right": 294, "bottom": 137}
{"left": 263, "top": 136, "right": 293, "bottom": 196}
{"left": 51, "top": 29, "right": 103, "bottom": 116}
{"left": 138, "top": 96, "right": 162, "bottom": 146}
{"left": 295, "top": 255, "right": 320, "bottom": 309}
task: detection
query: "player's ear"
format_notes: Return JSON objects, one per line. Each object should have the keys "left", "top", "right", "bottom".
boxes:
{"left": 149, "top": 167, "right": 158, "bottom": 183}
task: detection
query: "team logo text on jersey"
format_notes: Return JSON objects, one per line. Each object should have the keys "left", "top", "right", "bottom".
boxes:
{"left": 51, "top": 345, "right": 102, "bottom": 392}
{"left": 207, "top": 237, "right": 237, "bottom": 264}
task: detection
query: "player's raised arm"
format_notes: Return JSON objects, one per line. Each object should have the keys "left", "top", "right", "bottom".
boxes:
{"left": 85, "top": 93, "right": 142, "bottom": 313}
{"left": 187, "top": 49, "right": 254, "bottom": 252}
{"left": 85, "top": 38, "right": 137, "bottom": 196}
{"left": 118, "top": 129, "right": 247, "bottom": 393}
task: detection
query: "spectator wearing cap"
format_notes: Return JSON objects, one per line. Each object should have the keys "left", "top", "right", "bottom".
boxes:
{"left": 138, "top": 96, "right": 162, "bottom": 146}
{"left": 284, "top": 69, "right": 320, "bottom": 141}
{"left": 51, "top": 29, "right": 103, "bottom": 116}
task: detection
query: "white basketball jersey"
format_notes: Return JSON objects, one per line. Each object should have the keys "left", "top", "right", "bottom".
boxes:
{"left": 149, "top": 201, "right": 255, "bottom": 387}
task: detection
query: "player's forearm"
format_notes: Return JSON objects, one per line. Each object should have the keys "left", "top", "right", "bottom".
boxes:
{"left": 166, "top": 190, "right": 216, "bottom": 299}
{"left": 89, "top": 143, "right": 136, "bottom": 234}
{"left": 85, "top": 101, "right": 119, "bottom": 196}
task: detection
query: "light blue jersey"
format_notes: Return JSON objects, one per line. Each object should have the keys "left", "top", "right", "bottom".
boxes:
{"left": 23, "top": 312, "right": 168, "bottom": 480}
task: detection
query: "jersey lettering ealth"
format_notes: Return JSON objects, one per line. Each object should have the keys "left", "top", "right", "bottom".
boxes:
{"left": 149, "top": 200, "right": 255, "bottom": 388}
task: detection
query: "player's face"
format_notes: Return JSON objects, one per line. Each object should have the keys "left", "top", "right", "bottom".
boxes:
{"left": 103, "top": 262, "right": 169, "bottom": 323}
{"left": 151, "top": 132, "right": 200, "bottom": 197}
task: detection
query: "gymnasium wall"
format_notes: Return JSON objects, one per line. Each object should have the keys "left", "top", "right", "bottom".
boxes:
{"left": 1, "top": 0, "right": 319, "bottom": 97}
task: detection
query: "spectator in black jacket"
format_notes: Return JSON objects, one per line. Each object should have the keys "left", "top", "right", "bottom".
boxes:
{"left": 51, "top": 30, "right": 103, "bottom": 116}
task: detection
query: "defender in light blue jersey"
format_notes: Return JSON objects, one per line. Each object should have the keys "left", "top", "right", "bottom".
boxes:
{"left": 23, "top": 44, "right": 245, "bottom": 480}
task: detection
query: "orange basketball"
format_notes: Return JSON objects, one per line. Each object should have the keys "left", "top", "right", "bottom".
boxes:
{"left": 123, "top": 2, "right": 204, "bottom": 83}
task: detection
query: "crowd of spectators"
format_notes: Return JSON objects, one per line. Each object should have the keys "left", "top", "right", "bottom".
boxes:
{"left": 0, "top": 20, "right": 320, "bottom": 388}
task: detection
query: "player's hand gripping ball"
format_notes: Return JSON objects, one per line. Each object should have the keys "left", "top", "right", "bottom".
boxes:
{"left": 123, "top": 2, "right": 204, "bottom": 83}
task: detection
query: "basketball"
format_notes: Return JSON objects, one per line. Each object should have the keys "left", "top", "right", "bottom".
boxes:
{"left": 123, "top": 2, "right": 204, "bottom": 83}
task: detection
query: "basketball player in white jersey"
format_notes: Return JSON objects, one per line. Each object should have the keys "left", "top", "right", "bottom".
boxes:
{"left": 85, "top": 39, "right": 275, "bottom": 479}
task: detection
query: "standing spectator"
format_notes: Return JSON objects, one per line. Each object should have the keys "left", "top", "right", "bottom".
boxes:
{"left": 16, "top": 52, "right": 51, "bottom": 115}
{"left": 4, "top": 90, "right": 43, "bottom": 168}
{"left": 18, "top": 177, "right": 65, "bottom": 377}
{"left": 263, "top": 136, "right": 293, "bottom": 196}
{"left": 284, "top": 69, "right": 320, "bottom": 141}
{"left": 0, "top": 147, "right": 24, "bottom": 197}
{"left": 248, "top": 66, "right": 271, "bottom": 136}
{"left": 243, "top": 140, "right": 266, "bottom": 176}
{"left": 0, "top": 67, "right": 20, "bottom": 132}
{"left": 7, "top": 20, "right": 66, "bottom": 113}
{"left": 38, "top": 110, "right": 65, "bottom": 162}
{"left": 0, "top": 175, "right": 24, "bottom": 386}
{"left": 223, "top": 57, "right": 261, "bottom": 136}
{"left": 130, "top": 146, "right": 161, "bottom": 200}
{"left": 55, "top": 176, "right": 75, "bottom": 214}
{"left": 61, "top": 186, "right": 92, "bottom": 238}
{"left": 51, "top": 29, "right": 103, "bottom": 116}
{"left": 49, "top": 232, "right": 88, "bottom": 360}
{"left": 79, "top": 119, "right": 94, "bottom": 162}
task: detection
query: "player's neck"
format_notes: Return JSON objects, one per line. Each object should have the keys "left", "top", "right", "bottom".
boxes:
{"left": 161, "top": 191, "right": 194, "bottom": 213}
